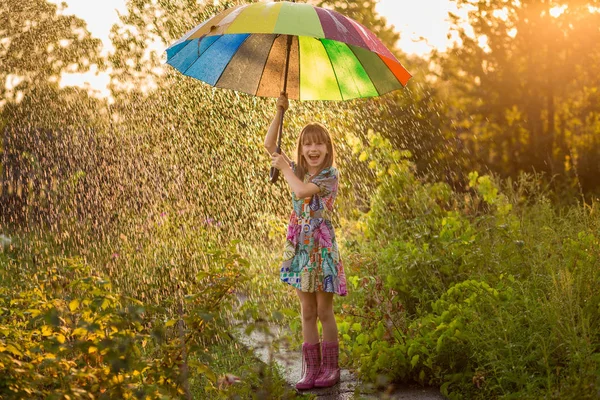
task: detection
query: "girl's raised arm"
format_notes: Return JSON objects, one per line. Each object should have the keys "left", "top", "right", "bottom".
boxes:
{"left": 264, "top": 93, "right": 291, "bottom": 165}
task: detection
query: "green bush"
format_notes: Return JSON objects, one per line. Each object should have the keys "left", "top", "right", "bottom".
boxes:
{"left": 337, "top": 132, "right": 600, "bottom": 399}
{"left": 0, "top": 234, "right": 252, "bottom": 399}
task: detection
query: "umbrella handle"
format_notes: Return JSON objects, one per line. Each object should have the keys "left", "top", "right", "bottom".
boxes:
{"left": 269, "top": 156, "right": 280, "bottom": 184}
{"left": 269, "top": 104, "right": 286, "bottom": 184}
{"left": 269, "top": 34, "right": 292, "bottom": 185}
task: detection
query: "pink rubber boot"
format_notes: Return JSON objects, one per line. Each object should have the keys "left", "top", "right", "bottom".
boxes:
{"left": 314, "top": 340, "right": 340, "bottom": 387}
{"left": 295, "top": 342, "right": 321, "bottom": 390}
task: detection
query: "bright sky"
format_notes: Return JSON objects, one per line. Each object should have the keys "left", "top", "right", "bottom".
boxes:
{"left": 52, "top": 0, "right": 461, "bottom": 97}
{"left": 377, "top": 0, "right": 461, "bottom": 55}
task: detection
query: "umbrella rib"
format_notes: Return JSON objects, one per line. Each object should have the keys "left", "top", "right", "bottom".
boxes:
{"left": 297, "top": 35, "right": 301, "bottom": 101}
{"left": 320, "top": 39, "right": 343, "bottom": 101}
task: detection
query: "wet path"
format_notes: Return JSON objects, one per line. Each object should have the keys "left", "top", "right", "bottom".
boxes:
{"left": 232, "top": 294, "right": 446, "bottom": 399}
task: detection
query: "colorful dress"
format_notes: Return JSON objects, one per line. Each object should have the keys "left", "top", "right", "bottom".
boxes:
{"left": 280, "top": 162, "right": 347, "bottom": 296}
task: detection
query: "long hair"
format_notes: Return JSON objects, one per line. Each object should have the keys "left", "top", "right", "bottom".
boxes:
{"left": 294, "top": 122, "right": 335, "bottom": 181}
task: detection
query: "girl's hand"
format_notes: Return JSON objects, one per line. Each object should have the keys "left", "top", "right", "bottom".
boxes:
{"left": 271, "top": 152, "right": 288, "bottom": 171}
{"left": 277, "top": 92, "right": 289, "bottom": 112}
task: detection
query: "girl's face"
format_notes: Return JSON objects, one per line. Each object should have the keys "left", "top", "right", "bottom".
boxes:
{"left": 301, "top": 140, "right": 328, "bottom": 172}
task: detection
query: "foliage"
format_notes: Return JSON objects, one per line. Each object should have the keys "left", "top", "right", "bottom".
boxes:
{"left": 1, "top": 247, "right": 212, "bottom": 398}
{"left": 338, "top": 133, "right": 600, "bottom": 399}
{"left": 436, "top": 0, "right": 600, "bottom": 192}
{"left": 0, "top": 229, "right": 302, "bottom": 399}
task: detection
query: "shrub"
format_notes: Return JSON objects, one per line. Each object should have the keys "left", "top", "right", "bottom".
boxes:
{"left": 0, "top": 235, "right": 247, "bottom": 398}
{"left": 337, "top": 132, "right": 600, "bottom": 399}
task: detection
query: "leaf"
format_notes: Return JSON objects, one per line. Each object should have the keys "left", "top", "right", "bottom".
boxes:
{"left": 69, "top": 299, "right": 80, "bottom": 312}
{"left": 72, "top": 327, "right": 88, "bottom": 337}
{"left": 26, "top": 309, "right": 41, "bottom": 317}
{"left": 197, "top": 363, "right": 217, "bottom": 383}
{"left": 272, "top": 311, "right": 283, "bottom": 322}
{"left": 55, "top": 334, "right": 66, "bottom": 344}
{"left": 165, "top": 319, "right": 177, "bottom": 328}
{"left": 100, "top": 298, "right": 110, "bottom": 309}
{"left": 411, "top": 354, "right": 420, "bottom": 368}
{"left": 281, "top": 308, "right": 297, "bottom": 318}
{"left": 441, "top": 381, "right": 451, "bottom": 396}
{"left": 200, "top": 313, "right": 213, "bottom": 322}
{"left": 196, "top": 271, "right": 210, "bottom": 280}
{"left": 436, "top": 335, "right": 445, "bottom": 352}
{"left": 6, "top": 344, "right": 23, "bottom": 357}
{"left": 41, "top": 325, "right": 53, "bottom": 337}
{"left": 88, "top": 346, "right": 98, "bottom": 354}
{"left": 356, "top": 333, "right": 366, "bottom": 345}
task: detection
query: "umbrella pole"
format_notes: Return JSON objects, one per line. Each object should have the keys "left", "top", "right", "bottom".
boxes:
{"left": 269, "top": 33, "right": 294, "bottom": 184}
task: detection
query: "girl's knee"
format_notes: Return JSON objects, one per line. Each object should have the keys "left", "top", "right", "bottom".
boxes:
{"left": 301, "top": 305, "right": 318, "bottom": 322}
{"left": 317, "top": 306, "right": 334, "bottom": 322}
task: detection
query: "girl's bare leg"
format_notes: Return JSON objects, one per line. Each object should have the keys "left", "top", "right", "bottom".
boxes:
{"left": 316, "top": 292, "right": 338, "bottom": 342}
{"left": 296, "top": 289, "right": 319, "bottom": 344}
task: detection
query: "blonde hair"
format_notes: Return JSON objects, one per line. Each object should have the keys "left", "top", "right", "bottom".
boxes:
{"left": 295, "top": 122, "right": 335, "bottom": 181}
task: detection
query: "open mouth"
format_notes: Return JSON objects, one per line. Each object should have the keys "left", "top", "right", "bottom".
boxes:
{"left": 308, "top": 154, "right": 321, "bottom": 162}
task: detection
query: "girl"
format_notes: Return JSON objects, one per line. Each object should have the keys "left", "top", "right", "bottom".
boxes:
{"left": 265, "top": 93, "right": 348, "bottom": 390}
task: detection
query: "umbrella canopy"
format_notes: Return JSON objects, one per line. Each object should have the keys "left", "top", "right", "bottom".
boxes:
{"left": 166, "top": 1, "right": 411, "bottom": 101}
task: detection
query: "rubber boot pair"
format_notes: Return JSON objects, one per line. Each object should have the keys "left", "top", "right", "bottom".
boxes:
{"left": 295, "top": 340, "right": 340, "bottom": 390}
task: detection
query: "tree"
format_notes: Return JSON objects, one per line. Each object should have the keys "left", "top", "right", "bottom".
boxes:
{"left": 0, "top": 0, "right": 103, "bottom": 107}
{"left": 438, "top": 0, "right": 600, "bottom": 190}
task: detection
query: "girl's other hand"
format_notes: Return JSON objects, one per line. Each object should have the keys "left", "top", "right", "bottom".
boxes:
{"left": 271, "top": 152, "right": 288, "bottom": 171}
{"left": 277, "top": 92, "right": 289, "bottom": 112}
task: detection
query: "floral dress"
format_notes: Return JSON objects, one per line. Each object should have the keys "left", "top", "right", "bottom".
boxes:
{"left": 280, "top": 162, "right": 347, "bottom": 296}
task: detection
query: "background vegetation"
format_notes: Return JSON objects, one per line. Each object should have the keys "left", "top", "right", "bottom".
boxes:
{"left": 2, "top": 0, "right": 599, "bottom": 399}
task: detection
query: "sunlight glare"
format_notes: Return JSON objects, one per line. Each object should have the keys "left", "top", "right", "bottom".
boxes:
{"left": 376, "top": 0, "right": 463, "bottom": 55}
{"left": 478, "top": 35, "right": 490, "bottom": 53}
{"left": 492, "top": 7, "right": 509, "bottom": 21}
{"left": 549, "top": 5, "right": 567, "bottom": 18}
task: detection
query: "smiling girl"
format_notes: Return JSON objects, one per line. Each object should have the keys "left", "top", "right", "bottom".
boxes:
{"left": 265, "top": 93, "right": 347, "bottom": 390}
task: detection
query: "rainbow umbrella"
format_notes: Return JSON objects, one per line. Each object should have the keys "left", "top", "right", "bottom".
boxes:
{"left": 166, "top": 0, "right": 411, "bottom": 182}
